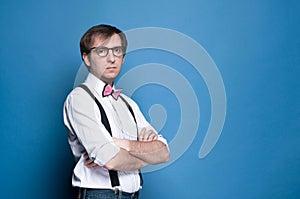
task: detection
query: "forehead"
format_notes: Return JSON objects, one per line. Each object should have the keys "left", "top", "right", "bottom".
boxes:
{"left": 92, "top": 33, "right": 122, "bottom": 47}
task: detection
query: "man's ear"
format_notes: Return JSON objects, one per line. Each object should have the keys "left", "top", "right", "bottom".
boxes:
{"left": 82, "top": 53, "right": 91, "bottom": 67}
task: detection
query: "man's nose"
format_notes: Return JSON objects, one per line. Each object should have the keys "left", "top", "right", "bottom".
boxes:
{"left": 106, "top": 49, "right": 115, "bottom": 62}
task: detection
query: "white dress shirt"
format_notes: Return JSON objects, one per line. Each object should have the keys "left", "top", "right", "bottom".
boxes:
{"left": 63, "top": 73, "right": 167, "bottom": 193}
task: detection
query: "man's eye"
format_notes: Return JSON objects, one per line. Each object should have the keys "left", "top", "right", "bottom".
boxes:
{"left": 114, "top": 47, "right": 123, "bottom": 54}
{"left": 97, "top": 48, "right": 107, "bottom": 54}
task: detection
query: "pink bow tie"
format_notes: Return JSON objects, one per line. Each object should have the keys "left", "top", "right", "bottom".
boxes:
{"left": 102, "top": 84, "right": 123, "bottom": 100}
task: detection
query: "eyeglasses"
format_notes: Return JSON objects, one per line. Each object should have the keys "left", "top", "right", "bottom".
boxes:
{"left": 90, "top": 46, "right": 125, "bottom": 57}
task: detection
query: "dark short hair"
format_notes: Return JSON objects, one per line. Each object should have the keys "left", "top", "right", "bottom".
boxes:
{"left": 79, "top": 24, "right": 127, "bottom": 58}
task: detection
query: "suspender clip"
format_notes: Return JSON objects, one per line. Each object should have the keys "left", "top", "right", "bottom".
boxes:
{"left": 114, "top": 186, "right": 121, "bottom": 195}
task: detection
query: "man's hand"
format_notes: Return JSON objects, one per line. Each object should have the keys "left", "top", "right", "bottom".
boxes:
{"left": 84, "top": 153, "right": 100, "bottom": 169}
{"left": 138, "top": 127, "right": 158, "bottom": 142}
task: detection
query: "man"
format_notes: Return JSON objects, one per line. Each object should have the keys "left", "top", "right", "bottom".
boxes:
{"left": 63, "top": 24, "right": 170, "bottom": 199}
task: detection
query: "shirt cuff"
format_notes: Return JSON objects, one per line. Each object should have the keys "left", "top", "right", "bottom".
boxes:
{"left": 92, "top": 141, "right": 120, "bottom": 166}
{"left": 157, "top": 135, "right": 169, "bottom": 150}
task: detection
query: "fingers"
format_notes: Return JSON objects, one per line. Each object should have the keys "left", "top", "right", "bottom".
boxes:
{"left": 84, "top": 153, "right": 100, "bottom": 169}
{"left": 139, "top": 127, "right": 146, "bottom": 137}
{"left": 139, "top": 128, "right": 158, "bottom": 142}
{"left": 139, "top": 127, "right": 146, "bottom": 141}
{"left": 148, "top": 132, "right": 158, "bottom": 141}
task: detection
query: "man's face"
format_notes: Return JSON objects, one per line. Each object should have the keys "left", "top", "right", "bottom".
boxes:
{"left": 83, "top": 33, "right": 124, "bottom": 85}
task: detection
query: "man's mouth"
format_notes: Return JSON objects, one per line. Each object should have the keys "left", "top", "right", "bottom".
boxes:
{"left": 106, "top": 66, "right": 116, "bottom": 70}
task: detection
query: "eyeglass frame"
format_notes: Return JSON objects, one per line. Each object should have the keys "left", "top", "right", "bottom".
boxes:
{"left": 89, "top": 46, "right": 126, "bottom": 57}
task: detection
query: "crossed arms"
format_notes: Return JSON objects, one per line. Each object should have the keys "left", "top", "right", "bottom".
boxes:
{"left": 85, "top": 128, "right": 170, "bottom": 171}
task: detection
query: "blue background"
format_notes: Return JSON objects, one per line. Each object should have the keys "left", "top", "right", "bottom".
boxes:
{"left": 1, "top": 0, "right": 299, "bottom": 198}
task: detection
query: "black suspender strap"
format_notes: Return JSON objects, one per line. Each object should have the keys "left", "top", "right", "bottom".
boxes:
{"left": 78, "top": 84, "right": 120, "bottom": 188}
{"left": 78, "top": 84, "right": 143, "bottom": 188}
{"left": 119, "top": 95, "right": 137, "bottom": 123}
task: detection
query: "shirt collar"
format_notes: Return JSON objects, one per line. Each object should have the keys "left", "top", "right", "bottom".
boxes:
{"left": 84, "top": 73, "right": 114, "bottom": 98}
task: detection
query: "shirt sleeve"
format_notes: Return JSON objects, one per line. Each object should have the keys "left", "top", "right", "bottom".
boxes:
{"left": 64, "top": 88, "right": 120, "bottom": 166}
